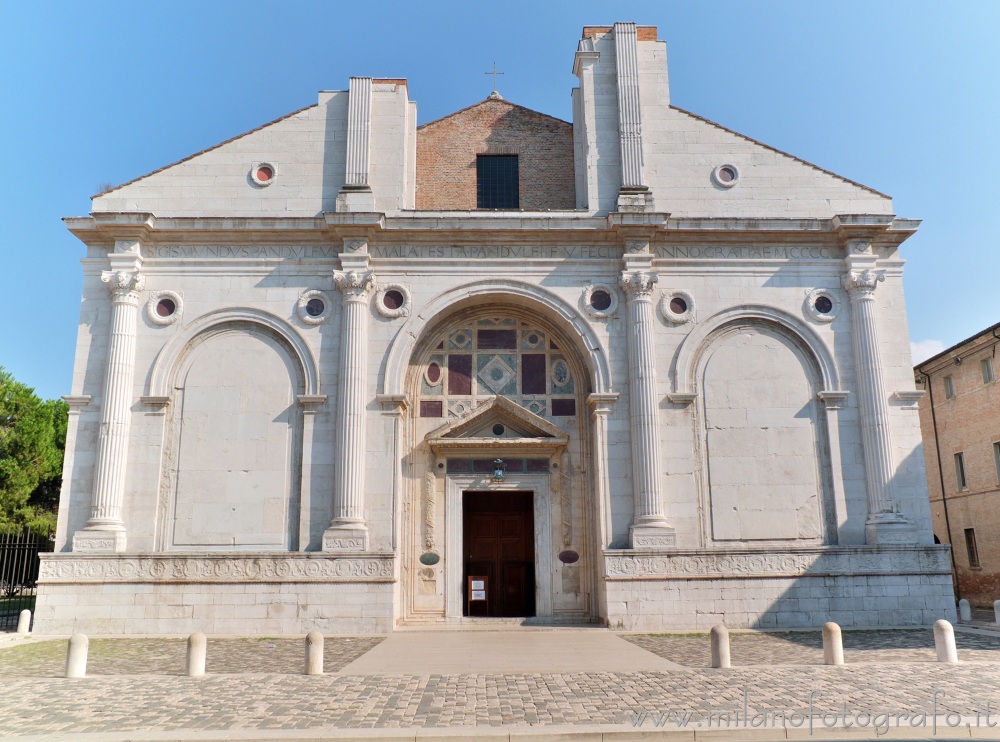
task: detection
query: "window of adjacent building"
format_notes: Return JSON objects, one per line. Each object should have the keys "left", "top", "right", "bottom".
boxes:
{"left": 955, "top": 452, "right": 968, "bottom": 490}
{"left": 982, "top": 358, "right": 995, "bottom": 384}
{"left": 994, "top": 442, "right": 1000, "bottom": 485}
{"left": 476, "top": 154, "right": 519, "bottom": 209}
{"left": 965, "top": 527, "right": 981, "bottom": 569}
{"left": 944, "top": 375, "right": 956, "bottom": 399}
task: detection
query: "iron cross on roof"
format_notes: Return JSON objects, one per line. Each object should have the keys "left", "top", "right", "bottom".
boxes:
{"left": 485, "top": 62, "right": 504, "bottom": 99}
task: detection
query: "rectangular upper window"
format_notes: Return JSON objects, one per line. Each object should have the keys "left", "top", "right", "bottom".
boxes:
{"left": 476, "top": 154, "right": 519, "bottom": 209}
{"left": 955, "top": 452, "right": 968, "bottom": 490}
{"left": 994, "top": 441, "right": 1000, "bottom": 485}
{"left": 965, "top": 527, "right": 981, "bottom": 569}
{"left": 983, "top": 358, "right": 995, "bottom": 384}
{"left": 944, "top": 375, "right": 956, "bottom": 399}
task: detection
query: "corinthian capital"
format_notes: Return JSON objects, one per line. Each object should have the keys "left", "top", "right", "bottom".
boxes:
{"left": 101, "top": 269, "right": 145, "bottom": 299}
{"left": 619, "top": 270, "right": 658, "bottom": 299}
{"left": 334, "top": 270, "right": 376, "bottom": 300}
{"left": 842, "top": 269, "right": 884, "bottom": 298}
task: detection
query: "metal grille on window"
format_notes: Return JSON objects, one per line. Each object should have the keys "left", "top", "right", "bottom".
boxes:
{"left": 476, "top": 155, "right": 519, "bottom": 209}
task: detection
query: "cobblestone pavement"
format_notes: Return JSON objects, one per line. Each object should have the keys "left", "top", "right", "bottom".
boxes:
{"left": 623, "top": 628, "right": 1000, "bottom": 667}
{"left": 0, "top": 636, "right": 383, "bottom": 677}
{"left": 3, "top": 631, "right": 1000, "bottom": 737}
{"left": 2, "top": 663, "right": 999, "bottom": 735}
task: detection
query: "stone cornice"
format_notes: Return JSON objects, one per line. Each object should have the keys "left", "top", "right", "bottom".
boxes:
{"left": 63, "top": 213, "right": 921, "bottom": 256}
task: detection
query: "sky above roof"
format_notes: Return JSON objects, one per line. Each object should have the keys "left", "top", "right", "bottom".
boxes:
{"left": 2, "top": 1, "right": 998, "bottom": 399}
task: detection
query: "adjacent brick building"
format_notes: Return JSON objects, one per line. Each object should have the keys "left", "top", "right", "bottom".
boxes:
{"left": 916, "top": 322, "right": 1000, "bottom": 606}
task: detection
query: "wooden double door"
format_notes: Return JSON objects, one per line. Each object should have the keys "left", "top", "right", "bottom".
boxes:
{"left": 463, "top": 491, "right": 535, "bottom": 617}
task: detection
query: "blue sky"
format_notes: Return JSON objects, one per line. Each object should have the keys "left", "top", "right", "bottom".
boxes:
{"left": 2, "top": 1, "right": 998, "bottom": 400}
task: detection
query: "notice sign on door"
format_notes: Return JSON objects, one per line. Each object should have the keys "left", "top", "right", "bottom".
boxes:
{"left": 469, "top": 577, "right": 487, "bottom": 601}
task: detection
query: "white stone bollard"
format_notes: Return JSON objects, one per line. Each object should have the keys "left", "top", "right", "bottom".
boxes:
{"left": 710, "top": 624, "right": 731, "bottom": 669}
{"left": 822, "top": 622, "right": 844, "bottom": 665}
{"left": 994, "top": 600, "right": 1000, "bottom": 624}
{"left": 16, "top": 609, "right": 31, "bottom": 635}
{"left": 933, "top": 619, "right": 958, "bottom": 663}
{"left": 305, "top": 631, "right": 324, "bottom": 675}
{"left": 958, "top": 599, "right": 971, "bottom": 623}
{"left": 186, "top": 632, "right": 207, "bottom": 677}
{"left": 65, "top": 633, "right": 89, "bottom": 678}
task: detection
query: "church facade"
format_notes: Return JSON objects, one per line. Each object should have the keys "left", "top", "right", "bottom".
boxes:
{"left": 37, "top": 24, "right": 955, "bottom": 634}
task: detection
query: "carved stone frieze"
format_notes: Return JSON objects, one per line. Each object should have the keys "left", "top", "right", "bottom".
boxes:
{"left": 604, "top": 546, "right": 952, "bottom": 580}
{"left": 38, "top": 554, "right": 395, "bottom": 583}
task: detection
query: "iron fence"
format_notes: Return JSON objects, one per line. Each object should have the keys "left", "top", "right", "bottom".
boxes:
{"left": 0, "top": 524, "right": 52, "bottom": 631}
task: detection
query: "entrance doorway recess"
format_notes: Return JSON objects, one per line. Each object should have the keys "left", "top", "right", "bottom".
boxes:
{"left": 463, "top": 491, "right": 535, "bottom": 617}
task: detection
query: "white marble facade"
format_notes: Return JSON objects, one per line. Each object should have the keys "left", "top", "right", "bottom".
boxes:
{"left": 36, "top": 23, "right": 955, "bottom": 635}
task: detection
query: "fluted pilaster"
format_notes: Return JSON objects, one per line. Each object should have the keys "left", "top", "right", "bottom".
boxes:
{"left": 843, "top": 266, "right": 914, "bottom": 543}
{"left": 620, "top": 269, "right": 675, "bottom": 548}
{"left": 324, "top": 268, "right": 376, "bottom": 551}
{"left": 74, "top": 251, "right": 144, "bottom": 553}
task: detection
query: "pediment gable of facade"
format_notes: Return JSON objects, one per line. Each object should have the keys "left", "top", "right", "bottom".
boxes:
{"left": 641, "top": 106, "right": 894, "bottom": 218}
{"left": 426, "top": 396, "right": 569, "bottom": 456}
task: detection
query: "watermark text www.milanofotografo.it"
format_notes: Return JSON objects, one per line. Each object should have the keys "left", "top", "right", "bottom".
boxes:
{"left": 624, "top": 690, "right": 999, "bottom": 736}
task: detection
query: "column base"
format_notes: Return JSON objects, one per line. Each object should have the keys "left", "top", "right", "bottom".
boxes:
{"left": 323, "top": 523, "right": 369, "bottom": 552}
{"left": 629, "top": 522, "right": 676, "bottom": 549}
{"left": 865, "top": 514, "right": 917, "bottom": 545}
{"left": 335, "top": 185, "right": 375, "bottom": 212}
{"left": 72, "top": 527, "right": 127, "bottom": 553}
{"left": 616, "top": 186, "right": 651, "bottom": 213}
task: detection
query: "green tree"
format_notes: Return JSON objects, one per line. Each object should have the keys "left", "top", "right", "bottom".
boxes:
{"left": 0, "top": 368, "right": 68, "bottom": 533}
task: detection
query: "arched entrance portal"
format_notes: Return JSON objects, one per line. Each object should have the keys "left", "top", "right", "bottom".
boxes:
{"left": 399, "top": 305, "right": 597, "bottom": 624}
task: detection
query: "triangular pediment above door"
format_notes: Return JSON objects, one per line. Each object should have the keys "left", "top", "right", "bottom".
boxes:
{"left": 426, "top": 396, "right": 569, "bottom": 456}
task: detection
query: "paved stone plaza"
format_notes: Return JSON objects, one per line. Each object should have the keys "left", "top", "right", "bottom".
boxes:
{"left": 4, "top": 628, "right": 1000, "bottom": 740}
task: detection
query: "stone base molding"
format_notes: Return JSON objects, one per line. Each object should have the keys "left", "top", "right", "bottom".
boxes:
{"left": 864, "top": 513, "right": 918, "bottom": 545}
{"left": 629, "top": 523, "right": 677, "bottom": 549}
{"left": 322, "top": 525, "right": 370, "bottom": 552}
{"left": 71, "top": 528, "right": 127, "bottom": 554}
{"left": 33, "top": 553, "right": 396, "bottom": 636}
{"left": 603, "top": 545, "right": 956, "bottom": 631}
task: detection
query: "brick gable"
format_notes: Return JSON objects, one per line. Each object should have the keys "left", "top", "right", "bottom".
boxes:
{"left": 416, "top": 98, "right": 575, "bottom": 210}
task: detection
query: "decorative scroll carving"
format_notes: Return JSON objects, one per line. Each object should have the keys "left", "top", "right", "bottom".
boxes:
{"left": 423, "top": 471, "right": 436, "bottom": 550}
{"left": 39, "top": 554, "right": 395, "bottom": 583}
{"left": 556, "top": 453, "right": 571, "bottom": 548}
{"left": 841, "top": 269, "right": 884, "bottom": 298}
{"left": 101, "top": 269, "right": 144, "bottom": 298}
{"left": 325, "top": 537, "right": 366, "bottom": 551}
{"left": 333, "top": 270, "right": 376, "bottom": 301}
{"left": 71, "top": 538, "right": 117, "bottom": 552}
{"left": 619, "top": 270, "right": 658, "bottom": 299}
{"left": 604, "top": 547, "right": 951, "bottom": 580}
